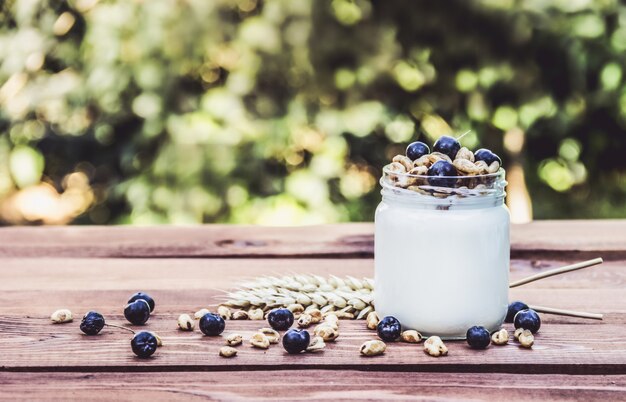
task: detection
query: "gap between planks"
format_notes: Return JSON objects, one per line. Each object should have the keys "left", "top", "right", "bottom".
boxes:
{"left": 2, "top": 364, "right": 625, "bottom": 375}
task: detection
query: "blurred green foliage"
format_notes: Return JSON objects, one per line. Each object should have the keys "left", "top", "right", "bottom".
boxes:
{"left": 0, "top": 0, "right": 624, "bottom": 225}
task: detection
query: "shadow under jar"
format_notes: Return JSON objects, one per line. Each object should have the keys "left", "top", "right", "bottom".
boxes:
{"left": 374, "top": 165, "right": 510, "bottom": 340}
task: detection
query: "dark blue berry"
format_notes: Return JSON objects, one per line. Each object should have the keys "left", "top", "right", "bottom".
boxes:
{"left": 514, "top": 309, "right": 541, "bottom": 334}
{"left": 128, "top": 292, "right": 155, "bottom": 312}
{"left": 131, "top": 331, "right": 158, "bottom": 358}
{"left": 427, "top": 160, "right": 457, "bottom": 187}
{"left": 80, "top": 311, "right": 105, "bottom": 335}
{"left": 433, "top": 135, "right": 461, "bottom": 159}
{"left": 406, "top": 141, "right": 430, "bottom": 161}
{"left": 124, "top": 299, "right": 151, "bottom": 325}
{"left": 466, "top": 326, "right": 490, "bottom": 349}
{"left": 377, "top": 316, "right": 401, "bottom": 342}
{"left": 505, "top": 301, "right": 529, "bottom": 323}
{"left": 474, "top": 148, "right": 502, "bottom": 167}
{"left": 199, "top": 313, "right": 225, "bottom": 336}
{"left": 282, "top": 329, "right": 310, "bottom": 354}
{"left": 267, "top": 308, "right": 294, "bottom": 331}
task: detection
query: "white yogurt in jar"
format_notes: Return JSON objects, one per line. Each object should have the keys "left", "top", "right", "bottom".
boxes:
{"left": 374, "top": 169, "right": 509, "bottom": 339}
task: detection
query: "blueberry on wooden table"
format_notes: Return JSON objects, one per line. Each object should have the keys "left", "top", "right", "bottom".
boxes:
{"left": 466, "top": 326, "right": 490, "bottom": 349}
{"left": 377, "top": 316, "right": 401, "bottom": 342}
{"left": 406, "top": 141, "right": 430, "bottom": 161}
{"left": 199, "top": 313, "right": 225, "bottom": 336}
{"left": 505, "top": 301, "right": 529, "bottom": 323}
{"left": 127, "top": 292, "right": 155, "bottom": 313}
{"left": 131, "top": 331, "right": 158, "bottom": 358}
{"left": 433, "top": 135, "right": 461, "bottom": 160}
{"left": 124, "top": 299, "right": 151, "bottom": 325}
{"left": 282, "top": 329, "right": 311, "bottom": 354}
{"left": 514, "top": 309, "right": 541, "bottom": 334}
{"left": 79, "top": 311, "right": 105, "bottom": 335}
{"left": 427, "top": 160, "right": 457, "bottom": 187}
{"left": 474, "top": 148, "right": 502, "bottom": 166}
{"left": 267, "top": 308, "right": 294, "bottom": 331}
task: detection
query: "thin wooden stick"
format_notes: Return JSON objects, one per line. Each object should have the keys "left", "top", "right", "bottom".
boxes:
{"left": 509, "top": 257, "right": 603, "bottom": 288}
{"left": 105, "top": 323, "right": 136, "bottom": 334}
{"left": 529, "top": 305, "right": 603, "bottom": 320}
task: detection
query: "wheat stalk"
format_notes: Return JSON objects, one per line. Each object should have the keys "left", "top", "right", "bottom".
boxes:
{"left": 222, "top": 268, "right": 604, "bottom": 321}
{"left": 222, "top": 275, "right": 375, "bottom": 319}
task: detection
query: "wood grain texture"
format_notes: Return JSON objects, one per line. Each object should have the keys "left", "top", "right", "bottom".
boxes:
{"left": 510, "top": 220, "right": 626, "bottom": 260}
{"left": 0, "top": 220, "right": 624, "bottom": 259}
{"left": 0, "top": 258, "right": 622, "bottom": 314}
{"left": 0, "top": 371, "right": 624, "bottom": 401}
{"left": 0, "top": 258, "right": 622, "bottom": 374}
{"left": 0, "top": 224, "right": 374, "bottom": 259}
{"left": 1, "top": 316, "right": 625, "bottom": 374}
{"left": 0, "top": 222, "right": 624, "bottom": 400}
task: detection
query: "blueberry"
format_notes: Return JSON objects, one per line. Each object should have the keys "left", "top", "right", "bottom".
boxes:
{"left": 433, "top": 135, "right": 461, "bottom": 159}
{"left": 406, "top": 141, "right": 430, "bottom": 161}
{"left": 199, "top": 313, "right": 225, "bottom": 336}
{"left": 124, "top": 299, "right": 151, "bottom": 325}
{"left": 514, "top": 309, "right": 541, "bottom": 334}
{"left": 377, "top": 316, "right": 401, "bottom": 342}
{"left": 131, "top": 331, "right": 158, "bottom": 358}
{"left": 474, "top": 148, "right": 502, "bottom": 167}
{"left": 80, "top": 311, "right": 105, "bottom": 335}
{"left": 128, "top": 292, "right": 155, "bottom": 313}
{"left": 267, "top": 308, "right": 294, "bottom": 331}
{"left": 427, "top": 160, "right": 457, "bottom": 187}
{"left": 282, "top": 329, "right": 311, "bottom": 354}
{"left": 466, "top": 326, "right": 490, "bottom": 349}
{"left": 505, "top": 301, "right": 529, "bottom": 323}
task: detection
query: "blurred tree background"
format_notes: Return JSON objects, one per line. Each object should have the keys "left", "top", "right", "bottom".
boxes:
{"left": 0, "top": 0, "right": 624, "bottom": 225}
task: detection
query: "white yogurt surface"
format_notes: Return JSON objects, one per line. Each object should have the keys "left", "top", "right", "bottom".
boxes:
{"left": 374, "top": 195, "right": 510, "bottom": 339}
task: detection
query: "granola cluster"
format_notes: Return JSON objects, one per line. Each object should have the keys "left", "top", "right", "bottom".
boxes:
{"left": 384, "top": 135, "right": 503, "bottom": 196}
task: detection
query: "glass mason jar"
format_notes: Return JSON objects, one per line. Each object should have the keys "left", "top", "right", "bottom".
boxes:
{"left": 374, "top": 165, "right": 509, "bottom": 339}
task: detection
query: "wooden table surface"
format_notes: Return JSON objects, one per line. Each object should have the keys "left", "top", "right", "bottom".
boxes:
{"left": 0, "top": 221, "right": 625, "bottom": 401}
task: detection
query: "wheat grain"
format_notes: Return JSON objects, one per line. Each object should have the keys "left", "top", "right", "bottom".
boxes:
{"left": 221, "top": 274, "right": 375, "bottom": 319}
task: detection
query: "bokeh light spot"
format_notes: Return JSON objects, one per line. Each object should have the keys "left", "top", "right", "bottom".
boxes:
{"left": 559, "top": 138, "right": 582, "bottom": 161}
{"left": 9, "top": 146, "right": 44, "bottom": 189}
{"left": 492, "top": 106, "right": 518, "bottom": 130}
{"left": 455, "top": 70, "right": 478, "bottom": 92}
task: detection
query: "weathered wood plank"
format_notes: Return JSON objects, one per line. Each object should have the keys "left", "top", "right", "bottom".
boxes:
{"left": 0, "top": 224, "right": 374, "bottom": 259}
{"left": 0, "top": 220, "right": 624, "bottom": 259}
{"left": 0, "top": 258, "right": 622, "bottom": 314}
{"left": 511, "top": 220, "right": 626, "bottom": 260}
{"left": 0, "top": 371, "right": 624, "bottom": 401}
{"left": 1, "top": 258, "right": 623, "bottom": 291}
{"left": 0, "top": 316, "right": 624, "bottom": 374}
{"left": 1, "top": 255, "right": 621, "bottom": 374}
